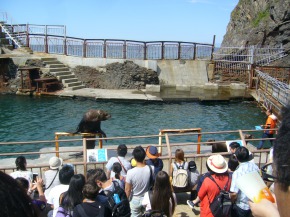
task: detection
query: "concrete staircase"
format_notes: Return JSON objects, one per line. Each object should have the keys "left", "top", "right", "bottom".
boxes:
{"left": 41, "top": 58, "right": 85, "bottom": 90}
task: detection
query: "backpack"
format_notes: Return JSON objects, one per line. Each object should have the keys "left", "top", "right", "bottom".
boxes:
{"left": 76, "top": 204, "right": 104, "bottom": 217}
{"left": 55, "top": 206, "right": 72, "bottom": 217}
{"left": 104, "top": 180, "right": 131, "bottom": 217}
{"left": 148, "top": 165, "right": 154, "bottom": 191}
{"left": 142, "top": 191, "right": 167, "bottom": 217}
{"left": 208, "top": 175, "right": 232, "bottom": 217}
{"left": 172, "top": 162, "right": 188, "bottom": 188}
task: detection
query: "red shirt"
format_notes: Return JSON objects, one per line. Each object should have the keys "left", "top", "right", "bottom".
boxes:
{"left": 198, "top": 174, "right": 231, "bottom": 217}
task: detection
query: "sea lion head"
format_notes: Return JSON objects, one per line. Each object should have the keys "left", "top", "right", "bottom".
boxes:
{"left": 84, "top": 109, "right": 111, "bottom": 122}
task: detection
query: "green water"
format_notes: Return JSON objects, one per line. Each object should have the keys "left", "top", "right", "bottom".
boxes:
{"left": 0, "top": 95, "right": 267, "bottom": 154}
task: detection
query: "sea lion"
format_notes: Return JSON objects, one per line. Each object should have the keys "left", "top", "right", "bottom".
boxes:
{"left": 75, "top": 109, "right": 111, "bottom": 149}
{"left": 208, "top": 139, "right": 228, "bottom": 153}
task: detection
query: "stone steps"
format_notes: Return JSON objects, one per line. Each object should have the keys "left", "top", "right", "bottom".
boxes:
{"left": 40, "top": 57, "right": 84, "bottom": 90}
{"left": 49, "top": 64, "right": 66, "bottom": 68}
{"left": 57, "top": 74, "right": 76, "bottom": 81}
{"left": 49, "top": 67, "right": 70, "bottom": 72}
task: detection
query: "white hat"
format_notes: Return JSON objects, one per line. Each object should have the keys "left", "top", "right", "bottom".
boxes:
{"left": 49, "top": 157, "right": 63, "bottom": 170}
{"left": 207, "top": 154, "right": 228, "bottom": 174}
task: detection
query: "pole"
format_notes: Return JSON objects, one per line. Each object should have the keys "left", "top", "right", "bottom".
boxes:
{"left": 211, "top": 35, "right": 216, "bottom": 60}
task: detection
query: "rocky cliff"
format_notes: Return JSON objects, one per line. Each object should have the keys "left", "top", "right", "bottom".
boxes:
{"left": 222, "top": 0, "right": 290, "bottom": 53}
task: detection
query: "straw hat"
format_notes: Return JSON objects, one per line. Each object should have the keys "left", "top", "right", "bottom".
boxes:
{"left": 146, "top": 146, "right": 160, "bottom": 159}
{"left": 207, "top": 154, "right": 228, "bottom": 174}
{"left": 49, "top": 157, "right": 63, "bottom": 170}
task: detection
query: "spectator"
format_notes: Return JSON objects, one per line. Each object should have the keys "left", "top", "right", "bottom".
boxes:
{"left": 92, "top": 168, "right": 130, "bottom": 217}
{"left": 47, "top": 164, "right": 74, "bottom": 217}
{"left": 73, "top": 182, "right": 111, "bottom": 217}
{"left": 228, "top": 154, "right": 239, "bottom": 172}
{"left": 94, "top": 168, "right": 123, "bottom": 192}
{"left": 230, "top": 146, "right": 259, "bottom": 217}
{"left": 125, "top": 146, "right": 154, "bottom": 217}
{"left": 85, "top": 169, "right": 110, "bottom": 205}
{"left": 10, "top": 156, "right": 33, "bottom": 184}
{"left": 112, "top": 162, "right": 126, "bottom": 189}
{"left": 0, "top": 171, "right": 38, "bottom": 217}
{"left": 249, "top": 105, "right": 290, "bottom": 217}
{"left": 229, "top": 141, "right": 254, "bottom": 162}
{"left": 257, "top": 108, "right": 277, "bottom": 149}
{"left": 145, "top": 145, "right": 163, "bottom": 179}
{"left": 169, "top": 149, "right": 189, "bottom": 179}
{"left": 58, "top": 174, "right": 86, "bottom": 216}
{"left": 106, "top": 144, "right": 131, "bottom": 179}
{"left": 187, "top": 163, "right": 212, "bottom": 208}
{"left": 44, "top": 156, "right": 63, "bottom": 198}
{"left": 142, "top": 171, "right": 176, "bottom": 217}
{"left": 188, "top": 160, "right": 200, "bottom": 200}
{"left": 229, "top": 142, "right": 241, "bottom": 154}
{"left": 16, "top": 176, "right": 47, "bottom": 213}
{"left": 188, "top": 154, "right": 231, "bottom": 217}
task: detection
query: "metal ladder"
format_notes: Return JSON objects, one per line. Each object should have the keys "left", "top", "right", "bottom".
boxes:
{"left": 0, "top": 12, "right": 25, "bottom": 48}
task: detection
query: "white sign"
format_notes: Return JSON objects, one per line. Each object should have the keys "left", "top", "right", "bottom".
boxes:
{"left": 87, "top": 149, "right": 108, "bottom": 162}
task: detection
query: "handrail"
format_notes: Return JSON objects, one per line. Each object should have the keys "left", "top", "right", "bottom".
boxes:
{"left": 0, "top": 23, "right": 22, "bottom": 47}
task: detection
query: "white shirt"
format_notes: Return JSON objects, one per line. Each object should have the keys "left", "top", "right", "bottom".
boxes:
{"left": 44, "top": 169, "right": 61, "bottom": 198}
{"left": 10, "top": 170, "right": 33, "bottom": 183}
{"left": 106, "top": 156, "right": 131, "bottom": 178}
{"left": 47, "top": 184, "right": 69, "bottom": 217}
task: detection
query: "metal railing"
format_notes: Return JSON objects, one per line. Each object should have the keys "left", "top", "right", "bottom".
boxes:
{"left": 255, "top": 69, "right": 290, "bottom": 107}
{"left": 0, "top": 128, "right": 274, "bottom": 178}
{"left": 212, "top": 45, "right": 287, "bottom": 85}
{"left": 0, "top": 20, "right": 215, "bottom": 60}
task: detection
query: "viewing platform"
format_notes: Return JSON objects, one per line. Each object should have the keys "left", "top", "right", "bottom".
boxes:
{"left": 0, "top": 128, "right": 271, "bottom": 217}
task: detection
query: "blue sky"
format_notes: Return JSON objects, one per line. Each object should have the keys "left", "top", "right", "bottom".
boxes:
{"left": 1, "top": 0, "right": 239, "bottom": 46}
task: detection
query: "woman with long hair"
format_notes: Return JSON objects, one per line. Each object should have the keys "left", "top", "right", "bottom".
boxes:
{"left": 10, "top": 156, "right": 33, "bottom": 184}
{"left": 142, "top": 171, "right": 176, "bottom": 217}
{"left": 59, "top": 174, "right": 86, "bottom": 215}
{"left": 169, "top": 148, "right": 189, "bottom": 180}
{"left": 0, "top": 171, "right": 38, "bottom": 217}
{"left": 112, "top": 162, "right": 126, "bottom": 189}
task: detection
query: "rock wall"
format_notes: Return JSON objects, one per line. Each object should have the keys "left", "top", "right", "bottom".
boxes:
{"left": 72, "top": 60, "right": 159, "bottom": 89}
{"left": 222, "top": 0, "right": 290, "bottom": 52}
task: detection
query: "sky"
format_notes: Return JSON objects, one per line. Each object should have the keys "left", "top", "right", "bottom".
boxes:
{"left": 1, "top": 0, "right": 239, "bottom": 46}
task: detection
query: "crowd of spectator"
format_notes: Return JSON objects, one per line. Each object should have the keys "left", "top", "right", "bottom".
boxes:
{"left": 1, "top": 105, "right": 289, "bottom": 217}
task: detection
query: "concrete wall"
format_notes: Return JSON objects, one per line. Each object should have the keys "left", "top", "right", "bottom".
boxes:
{"left": 49, "top": 54, "right": 211, "bottom": 86}
{"left": 49, "top": 54, "right": 158, "bottom": 72}
{"left": 157, "top": 60, "right": 210, "bottom": 86}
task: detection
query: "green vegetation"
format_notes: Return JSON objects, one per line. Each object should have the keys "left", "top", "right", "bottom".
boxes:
{"left": 252, "top": 9, "right": 270, "bottom": 27}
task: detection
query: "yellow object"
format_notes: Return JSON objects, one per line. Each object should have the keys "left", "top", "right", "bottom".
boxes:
{"left": 253, "top": 187, "right": 275, "bottom": 203}
{"left": 131, "top": 158, "right": 137, "bottom": 167}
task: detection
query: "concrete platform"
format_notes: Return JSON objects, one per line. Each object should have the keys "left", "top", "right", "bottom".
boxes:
{"left": 56, "top": 88, "right": 163, "bottom": 101}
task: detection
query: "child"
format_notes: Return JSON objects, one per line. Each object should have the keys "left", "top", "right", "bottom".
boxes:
{"left": 188, "top": 160, "right": 200, "bottom": 200}
{"left": 145, "top": 145, "right": 163, "bottom": 180}
{"left": 112, "top": 162, "right": 126, "bottom": 189}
